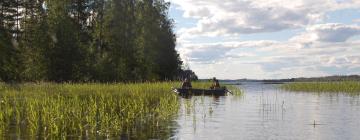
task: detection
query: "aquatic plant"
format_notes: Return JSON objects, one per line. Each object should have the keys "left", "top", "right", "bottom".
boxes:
{"left": 226, "top": 85, "right": 243, "bottom": 96}
{"left": 0, "top": 82, "right": 179, "bottom": 139}
{"left": 281, "top": 81, "right": 360, "bottom": 94}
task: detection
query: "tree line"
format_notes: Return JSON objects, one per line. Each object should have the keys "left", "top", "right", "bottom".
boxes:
{"left": 0, "top": 0, "right": 195, "bottom": 82}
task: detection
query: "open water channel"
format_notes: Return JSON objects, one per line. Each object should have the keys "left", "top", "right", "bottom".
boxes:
{"left": 171, "top": 83, "right": 360, "bottom": 140}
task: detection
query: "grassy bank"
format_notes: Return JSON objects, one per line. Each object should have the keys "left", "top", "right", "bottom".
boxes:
{"left": 281, "top": 81, "right": 360, "bottom": 94}
{"left": 0, "top": 82, "right": 180, "bottom": 139}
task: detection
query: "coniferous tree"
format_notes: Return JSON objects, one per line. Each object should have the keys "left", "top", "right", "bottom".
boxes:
{"left": 45, "top": 0, "right": 87, "bottom": 82}
{"left": 0, "top": 0, "right": 193, "bottom": 83}
{"left": 0, "top": 0, "right": 23, "bottom": 82}
{"left": 19, "top": 0, "right": 49, "bottom": 81}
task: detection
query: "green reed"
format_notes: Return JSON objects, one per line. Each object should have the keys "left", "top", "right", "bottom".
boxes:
{"left": 281, "top": 81, "right": 360, "bottom": 94}
{"left": 226, "top": 86, "right": 243, "bottom": 96}
{"left": 0, "top": 82, "right": 179, "bottom": 139}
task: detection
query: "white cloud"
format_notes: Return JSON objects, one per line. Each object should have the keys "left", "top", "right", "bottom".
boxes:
{"left": 178, "top": 40, "right": 278, "bottom": 63}
{"left": 171, "top": 0, "right": 360, "bottom": 38}
{"left": 353, "top": 18, "right": 360, "bottom": 23}
{"left": 178, "top": 38, "right": 360, "bottom": 79}
{"left": 309, "top": 23, "right": 360, "bottom": 42}
{"left": 290, "top": 23, "right": 360, "bottom": 43}
{"left": 170, "top": 0, "right": 360, "bottom": 79}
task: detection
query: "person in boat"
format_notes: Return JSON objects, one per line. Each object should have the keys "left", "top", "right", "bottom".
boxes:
{"left": 210, "top": 77, "right": 220, "bottom": 89}
{"left": 181, "top": 78, "right": 192, "bottom": 89}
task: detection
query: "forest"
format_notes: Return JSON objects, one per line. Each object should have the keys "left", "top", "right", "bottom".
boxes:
{"left": 0, "top": 0, "right": 195, "bottom": 82}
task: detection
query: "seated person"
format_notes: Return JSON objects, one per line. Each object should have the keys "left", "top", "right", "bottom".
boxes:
{"left": 210, "top": 77, "right": 220, "bottom": 89}
{"left": 181, "top": 78, "right": 192, "bottom": 89}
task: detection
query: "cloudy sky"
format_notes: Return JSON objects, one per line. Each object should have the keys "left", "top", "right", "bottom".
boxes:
{"left": 168, "top": 0, "right": 360, "bottom": 79}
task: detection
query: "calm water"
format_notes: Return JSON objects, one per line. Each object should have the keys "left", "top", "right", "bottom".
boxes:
{"left": 172, "top": 83, "right": 360, "bottom": 140}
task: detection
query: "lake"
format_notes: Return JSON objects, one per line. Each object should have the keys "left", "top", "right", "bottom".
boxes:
{"left": 171, "top": 83, "right": 360, "bottom": 140}
{"left": 1, "top": 82, "right": 360, "bottom": 139}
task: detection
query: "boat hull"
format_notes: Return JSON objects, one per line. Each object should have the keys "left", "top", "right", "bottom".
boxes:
{"left": 173, "top": 88, "right": 228, "bottom": 96}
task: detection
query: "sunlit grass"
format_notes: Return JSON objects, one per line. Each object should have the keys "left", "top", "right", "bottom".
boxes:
{"left": 226, "top": 85, "right": 243, "bottom": 96}
{"left": 0, "top": 82, "right": 179, "bottom": 139}
{"left": 281, "top": 81, "right": 360, "bottom": 94}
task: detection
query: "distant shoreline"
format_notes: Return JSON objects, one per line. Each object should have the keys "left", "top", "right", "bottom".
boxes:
{"left": 204, "top": 75, "right": 360, "bottom": 83}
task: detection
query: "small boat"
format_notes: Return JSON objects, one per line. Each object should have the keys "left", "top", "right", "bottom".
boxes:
{"left": 172, "top": 88, "right": 229, "bottom": 96}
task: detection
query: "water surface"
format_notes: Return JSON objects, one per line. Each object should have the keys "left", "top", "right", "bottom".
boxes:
{"left": 172, "top": 83, "right": 360, "bottom": 140}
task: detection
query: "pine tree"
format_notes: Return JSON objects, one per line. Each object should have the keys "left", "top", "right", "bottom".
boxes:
{"left": 0, "top": 0, "right": 191, "bottom": 82}
{"left": 20, "top": 0, "right": 50, "bottom": 81}
{"left": 45, "top": 0, "right": 88, "bottom": 82}
{"left": 0, "top": 0, "right": 23, "bottom": 82}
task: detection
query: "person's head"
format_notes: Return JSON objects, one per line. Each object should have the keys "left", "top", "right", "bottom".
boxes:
{"left": 184, "top": 78, "right": 189, "bottom": 82}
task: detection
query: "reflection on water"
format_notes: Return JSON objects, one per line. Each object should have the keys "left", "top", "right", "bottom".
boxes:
{"left": 173, "top": 83, "right": 360, "bottom": 140}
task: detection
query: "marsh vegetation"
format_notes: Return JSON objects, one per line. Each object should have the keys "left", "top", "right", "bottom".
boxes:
{"left": 0, "top": 81, "right": 241, "bottom": 139}
{"left": 281, "top": 81, "right": 360, "bottom": 94}
{"left": 0, "top": 82, "right": 180, "bottom": 139}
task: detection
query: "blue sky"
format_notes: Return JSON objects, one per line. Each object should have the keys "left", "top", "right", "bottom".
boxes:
{"left": 168, "top": 0, "right": 360, "bottom": 79}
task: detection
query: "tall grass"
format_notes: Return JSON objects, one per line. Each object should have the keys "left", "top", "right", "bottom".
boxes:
{"left": 0, "top": 82, "right": 179, "bottom": 139}
{"left": 281, "top": 81, "right": 360, "bottom": 94}
{"left": 226, "top": 85, "right": 243, "bottom": 96}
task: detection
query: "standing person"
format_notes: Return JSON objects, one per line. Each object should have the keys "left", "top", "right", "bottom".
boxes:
{"left": 181, "top": 78, "right": 192, "bottom": 89}
{"left": 210, "top": 77, "right": 220, "bottom": 89}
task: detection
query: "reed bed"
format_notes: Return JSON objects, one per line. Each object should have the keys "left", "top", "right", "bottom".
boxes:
{"left": 281, "top": 81, "right": 360, "bottom": 94}
{"left": 0, "top": 82, "right": 180, "bottom": 139}
{"left": 226, "top": 86, "right": 243, "bottom": 96}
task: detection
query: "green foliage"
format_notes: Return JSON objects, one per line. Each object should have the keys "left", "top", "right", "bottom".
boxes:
{"left": 179, "top": 70, "right": 198, "bottom": 81}
{"left": 281, "top": 81, "right": 360, "bottom": 94}
{"left": 0, "top": 82, "right": 179, "bottom": 139}
{"left": 0, "top": 0, "right": 190, "bottom": 83}
{"left": 0, "top": 0, "right": 23, "bottom": 82}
